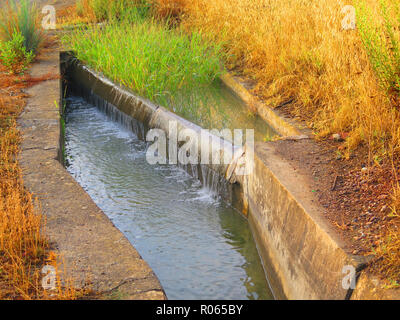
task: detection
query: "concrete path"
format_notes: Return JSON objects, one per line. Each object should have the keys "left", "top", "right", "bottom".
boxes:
{"left": 17, "top": 42, "right": 166, "bottom": 299}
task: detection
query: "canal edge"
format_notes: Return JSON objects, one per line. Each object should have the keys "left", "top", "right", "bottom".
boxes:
{"left": 64, "top": 54, "right": 400, "bottom": 300}
{"left": 17, "top": 44, "right": 166, "bottom": 300}
{"left": 222, "top": 72, "right": 400, "bottom": 301}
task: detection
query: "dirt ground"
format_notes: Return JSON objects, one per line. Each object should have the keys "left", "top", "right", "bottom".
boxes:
{"left": 230, "top": 69, "right": 399, "bottom": 285}
{"left": 268, "top": 119, "right": 400, "bottom": 288}
{"left": 273, "top": 138, "right": 391, "bottom": 249}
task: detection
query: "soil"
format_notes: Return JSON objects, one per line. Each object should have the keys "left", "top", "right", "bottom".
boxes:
{"left": 262, "top": 108, "right": 399, "bottom": 288}
{"left": 272, "top": 137, "right": 393, "bottom": 248}
{"left": 228, "top": 70, "right": 399, "bottom": 285}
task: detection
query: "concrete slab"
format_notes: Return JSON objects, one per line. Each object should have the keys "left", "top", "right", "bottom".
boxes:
{"left": 18, "top": 46, "right": 166, "bottom": 300}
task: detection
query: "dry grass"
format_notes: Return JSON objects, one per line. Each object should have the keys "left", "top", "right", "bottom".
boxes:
{"left": 160, "top": 0, "right": 398, "bottom": 158}
{"left": 151, "top": 0, "right": 400, "bottom": 286}
{"left": 58, "top": 0, "right": 150, "bottom": 26}
{"left": 150, "top": 0, "right": 186, "bottom": 22}
{"left": 57, "top": 2, "right": 96, "bottom": 27}
{"left": 373, "top": 224, "right": 400, "bottom": 288}
{"left": 0, "top": 64, "right": 80, "bottom": 299}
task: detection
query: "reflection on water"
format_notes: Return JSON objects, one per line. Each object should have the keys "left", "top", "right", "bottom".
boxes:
{"left": 166, "top": 80, "right": 276, "bottom": 142}
{"left": 64, "top": 96, "right": 274, "bottom": 300}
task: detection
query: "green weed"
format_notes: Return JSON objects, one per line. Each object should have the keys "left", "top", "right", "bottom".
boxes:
{"left": 62, "top": 16, "right": 224, "bottom": 108}
{"left": 355, "top": 0, "right": 400, "bottom": 96}
{"left": 0, "top": 0, "right": 42, "bottom": 54}
{"left": 0, "top": 31, "right": 34, "bottom": 74}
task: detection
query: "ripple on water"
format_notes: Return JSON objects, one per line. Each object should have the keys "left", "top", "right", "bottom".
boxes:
{"left": 65, "top": 96, "right": 274, "bottom": 300}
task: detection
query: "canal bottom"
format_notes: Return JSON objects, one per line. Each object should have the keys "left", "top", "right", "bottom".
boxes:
{"left": 64, "top": 95, "right": 274, "bottom": 300}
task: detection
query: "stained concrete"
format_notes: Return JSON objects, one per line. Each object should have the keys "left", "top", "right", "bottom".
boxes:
{"left": 18, "top": 47, "right": 166, "bottom": 300}
{"left": 222, "top": 73, "right": 400, "bottom": 300}
{"left": 64, "top": 54, "right": 400, "bottom": 299}
{"left": 236, "top": 143, "right": 364, "bottom": 299}
{"left": 220, "top": 74, "right": 303, "bottom": 137}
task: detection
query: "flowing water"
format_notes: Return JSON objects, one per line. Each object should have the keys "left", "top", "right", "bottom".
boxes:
{"left": 64, "top": 95, "right": 274, "bottom": 300}
{"left": 166, "top": 80, "right": 276, "bottom": 142}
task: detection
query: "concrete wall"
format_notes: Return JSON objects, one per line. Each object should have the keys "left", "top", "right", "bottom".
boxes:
{"left": 239, "top": 143, "right": 362, "bottom": 299}
{"left": 62, "top": 53, "right": 393, "bottom": 300}
{"left": 62, "top": 53, "right": 242, "bottom": 208}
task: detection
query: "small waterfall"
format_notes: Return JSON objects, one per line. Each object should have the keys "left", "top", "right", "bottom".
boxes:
{"left": 67, "top": 82, "right": 234, "bottom": 202}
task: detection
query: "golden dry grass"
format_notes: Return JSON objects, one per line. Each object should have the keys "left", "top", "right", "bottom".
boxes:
{"left": 150, "top": 0, "right": 186, "bottom": 21}
{"left": 57, "top": 1, "right": 96, "bottom": 27}
{"left": 153, "top": 0, "right": 400, "bottom": 286}
{"left": 0, "top": 65, "right": 80, "bottom": 299}
{"left": 162, "top": 0, "right": 398, "bottom": 158}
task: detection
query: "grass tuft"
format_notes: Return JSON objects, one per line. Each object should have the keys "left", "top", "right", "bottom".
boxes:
{"left": 0, "top": 0, "right": 42, "bottom": 54}
{"left": 62, "top": 15, "right": 224, "bottom": 108}
{"left": 355, "top": 0, "right": 400, "bottom": 99}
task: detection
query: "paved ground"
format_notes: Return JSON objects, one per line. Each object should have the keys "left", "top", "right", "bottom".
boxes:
{"left": 17, "top": 42, "right": 166, "bottom": 300}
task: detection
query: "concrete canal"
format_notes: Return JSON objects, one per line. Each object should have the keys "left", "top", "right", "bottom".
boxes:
{"left": 64, "top": 94, "right": 274, "bottom": 300}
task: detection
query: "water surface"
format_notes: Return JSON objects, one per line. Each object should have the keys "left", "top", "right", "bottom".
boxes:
{"left": 65, "top": 96, "right": 274, "bottom": 300}
{"left": 165, "top": 80, "right": 276, "bottom": 142}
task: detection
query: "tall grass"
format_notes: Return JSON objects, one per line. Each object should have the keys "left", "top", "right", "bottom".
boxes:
{"left": 0, "top": 0, "right": 42, "bottom": 54}
{"left": 159, "top": 0, "right": 400, "bottom": 157}
{"left": 149, "top": 0, "right": 400, "bottom": 285}
{"left": 355, "top": 0, "right": 400, "bottom": 99}
{"left": 60, "top": 0, "right": 150, "bottom": 26}
{"left": 62, "top": 16, "right": 224, "bottom": 107}
{"left": 88, "top": 0, "right": 150, "bottom": 22}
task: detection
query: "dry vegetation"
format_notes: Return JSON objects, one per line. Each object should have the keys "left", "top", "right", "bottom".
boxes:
{"left": 161, "top": 0, "right": 397, "bottom": 154}
{"left": 58, "top": 0, "right": 96, "bottom": 26}
{"left": 54, "top": 0, "right": 400, "bottom": 287}
{"left": 0, "top": 0, "right": 83, "bottom": 299}
{"left": 0, "top": 64, "right": 79, "bottom": 299}
{"left": 154, "top": 0, "right": 400, "bottom": 286}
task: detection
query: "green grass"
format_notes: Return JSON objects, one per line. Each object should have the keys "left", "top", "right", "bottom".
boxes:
{"left": 89, "top": 0, "right": 151, "bottom": 22}
{"left": 0, "top": 0, "right": 42, "bottom": 54}
{"left": 62, "top": 14, "right": 224, "bottom": 108}
{"left": 355, "top": 0, "right": 400, "bottom": 96}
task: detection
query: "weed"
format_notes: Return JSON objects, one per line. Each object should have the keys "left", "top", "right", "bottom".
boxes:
{"left": 89, "top": 0, "right": 150, "bottom": 22}
{"left": 0, "top": 31, "right": 34, "bottom": 74}
{"left": 0, "top": 0, "right": 42, "bottom": 54}
{"left": 355, "top": 0, "right": 400, "bottom": 97}
{"left": 374, "top": 227, "right": 400, "bottom": 285}
{"left": 62, "top": 17, "right": 224, "bottom": 108}
{"left": 90, "top": 0, "right": 109, "bottom": 21}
